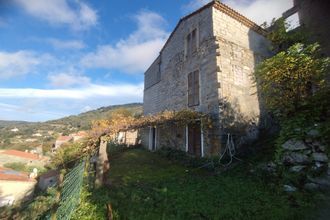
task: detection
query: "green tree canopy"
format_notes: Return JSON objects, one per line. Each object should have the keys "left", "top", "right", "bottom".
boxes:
{"left": 256, "top": 43, "right": 330, "bottom": 118}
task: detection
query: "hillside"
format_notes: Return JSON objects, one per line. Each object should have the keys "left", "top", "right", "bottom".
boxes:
{"left": 48, "top": 103, "right": 142, "bottom": 130}
{"left": 0, "top": 103, "right": 142, "bottom": 151}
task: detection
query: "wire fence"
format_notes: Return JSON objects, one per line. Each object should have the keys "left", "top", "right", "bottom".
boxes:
{"left": 45, "top": 160, "right": 85, "bottom": 220}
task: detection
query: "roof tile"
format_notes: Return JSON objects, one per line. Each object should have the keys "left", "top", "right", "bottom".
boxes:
{"left": 1, "top": 150, "right": 40, "bottom": 160}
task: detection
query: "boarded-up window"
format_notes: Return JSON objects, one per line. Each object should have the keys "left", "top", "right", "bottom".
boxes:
{"left": 188, "top": 70, "right": 200, "bottom": 106}
{"left": 186, "top": 29, "right": 198, "bottom": 57}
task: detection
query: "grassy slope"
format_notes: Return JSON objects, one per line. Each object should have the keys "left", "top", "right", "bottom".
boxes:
{"left": 73, "top": 147, "right": 317, "bottom": 220}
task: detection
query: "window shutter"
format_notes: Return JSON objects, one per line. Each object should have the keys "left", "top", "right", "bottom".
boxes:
{"left": 188, "top": 72, "right": 193, "bottom": 106}
{"left": 186, "top": 33, "right": 191, "bottom": 57}
{"left": 191, "top": 29, "right": 197, "bottom": 53}
{"left": 193, "top": 70, "right": 199, "bottom": 105}
{"left": 188, "top": 70, "right": 200, "bottom": 107}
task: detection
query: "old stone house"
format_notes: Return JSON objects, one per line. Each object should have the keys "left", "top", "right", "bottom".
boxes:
{"left": 142, "top": 1, "right": 271, "bottom": 157}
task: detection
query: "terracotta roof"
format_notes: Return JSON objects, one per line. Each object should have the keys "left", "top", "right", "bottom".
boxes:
{"left": 56, "top": 136, "right": 73, "bottom": 142}
{"left": 39, "top": 169, "right": 59, "bottom": 179}
{"left": 159, "top": 0, "right": 267, "bottom": 56}
{"left": 1, "top": 150, "right": 40, "bottom": 160}
{"left": 0, "top": 167, "right": 35, "bottom": 182}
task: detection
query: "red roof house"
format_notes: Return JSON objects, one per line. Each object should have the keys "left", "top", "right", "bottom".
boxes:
{"left": 1, "top": 150, "right": 40, "bottom": 160}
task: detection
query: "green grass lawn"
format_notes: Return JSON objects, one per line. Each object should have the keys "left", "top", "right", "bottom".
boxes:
{"left": 73, "top": 147, "right": 317, "bottom": 220}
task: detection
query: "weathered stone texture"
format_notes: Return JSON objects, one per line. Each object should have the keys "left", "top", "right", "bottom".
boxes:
{"left": 213, "top": 7, "right": 270, "bottom": 138}
{"left": 143, "top": 4, "right": 271, "bottom": 156}
{"left": 144, "top": 7, "right": 217, "bottom": 116}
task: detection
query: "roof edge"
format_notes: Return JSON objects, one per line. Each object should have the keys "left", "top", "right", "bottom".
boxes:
{"left": 145, "top": 0, "right": 267, "bottom": 73}
{"left": 213, "top": 1, "right": 267, "bottom": 36}
{"left": 159, "top": 1, "right": 215, "bottom": 54}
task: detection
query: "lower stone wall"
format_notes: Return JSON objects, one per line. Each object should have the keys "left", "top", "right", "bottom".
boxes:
{"left": 157, "top": 125, "right": 186, "bottom": 151}
{"left": 139, "top": 128, "right": 150, "bottom": 150}
{"left": 116, "top": 131, "right": 139, "bottom": 146}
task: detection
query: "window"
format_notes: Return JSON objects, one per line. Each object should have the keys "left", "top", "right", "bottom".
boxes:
{"left": 186, "top": 29, "right": 198, "bottom": 57}
{"left": 285, "top": 12, "right": 300, "bottom": 31}
{"left": 188, "top": 70, "right": 200, "bottom": 106}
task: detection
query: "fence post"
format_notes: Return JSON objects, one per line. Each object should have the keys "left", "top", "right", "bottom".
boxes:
{"left": 95, "top": 136, "right": 109, "bottom": 188}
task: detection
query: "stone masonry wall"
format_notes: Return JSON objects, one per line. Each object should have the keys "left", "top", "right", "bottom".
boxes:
{"left": 144, "top": 7, "right": 216, "bottom": 115}
{"left": 143, "top": 7, "right": 221, "bottom": 155}
{"left": 142, "top": 5, "right": 271, "bottom": 155}
{"left": 212, "top": 7, "right": 271, "bottom": 142}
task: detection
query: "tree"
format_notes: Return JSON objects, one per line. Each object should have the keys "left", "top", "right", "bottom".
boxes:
{"left": 266, "top": 18, "right": 307, "bottom": 52}
{"left": 256, "top": 43, "right": 330, "bottom": 118}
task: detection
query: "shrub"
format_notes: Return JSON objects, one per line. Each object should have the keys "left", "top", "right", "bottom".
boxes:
{"left": 50, "top": 142, "right": 86, "bottom": 168}
{"left": 256, "top": 43, "right": 330, "bottom": 119}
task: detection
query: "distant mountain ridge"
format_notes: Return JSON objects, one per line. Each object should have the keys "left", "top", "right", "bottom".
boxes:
{"left": 0, "top": 120, "right": 34, "bottom": 128}
{"left": 0, "top": 103, "right": 142, "bottom": 150}
{"left": 47, "top": 103, "right": 143, "bottom": 130}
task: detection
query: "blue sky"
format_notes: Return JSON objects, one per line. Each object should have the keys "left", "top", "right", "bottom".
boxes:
{"left": 0, "top": 0, "right": 292, "bottom": 122}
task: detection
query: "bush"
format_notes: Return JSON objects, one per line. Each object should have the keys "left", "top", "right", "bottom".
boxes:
{"left": 50, "top": 142, "right": 86, "bottom": 168}
{"left": 256, "top": 43, "right": 330, "bottom": 119}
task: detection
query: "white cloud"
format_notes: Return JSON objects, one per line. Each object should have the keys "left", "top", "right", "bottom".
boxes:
{"left": 48, "top": 72, "right": 91, "bottom": 88}
{"left": 81, "top": 10, "right": 169, "bottom": 73}
{"left": 47, "top": 38, "right": 85, "bottom": 50}
{"left": 14, "top": 0, "right": 97, "bottom": 30}
{"left": 0, "top": 101, "right": 64, "bottom": 117}
{"left": 223, "top": 0, "right": 293, "bottom": 25}
{"left": 0, "top": 83, "right": 144, "bottom": 100}
{"left": 181, "top": 0, "right": 293, "bottom": 25}
{"left": 181, "top": 0, "right": 212, "bottom": 14}
{"left": 0, "top": 50, "right": 51, "bottom": 79}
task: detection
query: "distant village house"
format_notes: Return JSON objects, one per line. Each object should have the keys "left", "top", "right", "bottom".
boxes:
{"left": 0, "top": 150, "right": 47, "bottom": 167}
{"left": 10, "top": 127, "right": 19, "bottom": 132}
{"left": 70, "top": 131, "right": 88, "bottom": 142}
{"left": 53, "top": 135, "right": 73, "bottom": 152}
{"left": 0, "top": 167, "right": 36, "bottom": 207}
